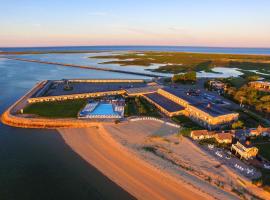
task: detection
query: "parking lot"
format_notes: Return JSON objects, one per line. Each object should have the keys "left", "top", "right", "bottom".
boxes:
{"left": 203, "top": 144, "right": 261, "bottom": 180}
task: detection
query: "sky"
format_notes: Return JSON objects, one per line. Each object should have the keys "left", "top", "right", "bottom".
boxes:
{"left": 1, "top": 0, "right": 270, "bottom": 48}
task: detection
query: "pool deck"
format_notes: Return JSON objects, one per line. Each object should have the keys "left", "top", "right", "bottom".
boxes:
{"left": 79, "top": 103, "right": 123, "bottom": 119}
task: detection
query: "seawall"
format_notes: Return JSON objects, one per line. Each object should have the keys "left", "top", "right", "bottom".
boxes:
{"left": 0, "top": 80, "right": 113, "bottom": 129}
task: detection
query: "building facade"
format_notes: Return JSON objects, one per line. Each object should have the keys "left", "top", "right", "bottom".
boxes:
{"left": 249, "top": 81, "right": 270, "bottom": 92}
{"left": 231, "top": 141, "right": 259, "bottom": 160}
{"left": 153, "top": 88, "right": 238, "bottom": 130}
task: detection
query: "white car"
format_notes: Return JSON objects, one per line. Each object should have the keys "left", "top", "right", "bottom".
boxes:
{"left": 215, "top": 151, "right": 223, "bottom": 158}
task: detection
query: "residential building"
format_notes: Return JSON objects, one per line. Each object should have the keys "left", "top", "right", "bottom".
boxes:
{"left": 190, "top": 130, "right": 215, "bottom": 140}
{"left": 249, "top": 81, "right": 270, "bottom": 92}
{"left": 191, "top": 130, "right": 233, "bottom": 144}
{"left": 209, "top": 80, "right": 226, "bottom": 90}
{"left": 231, "top": 141, "right": 259, "bottom": 160}
{"left": 214, "top": 132, "right": 233, "bottom": 144}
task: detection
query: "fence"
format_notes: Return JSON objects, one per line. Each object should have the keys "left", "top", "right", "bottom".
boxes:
{"left": 130, "top": 117, "right": 180, "bottom": 128}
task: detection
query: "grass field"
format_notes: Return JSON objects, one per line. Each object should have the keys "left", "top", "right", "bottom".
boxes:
{"left": 124, "top": 97, "right": 161, "bottom": 118}
{"left": 91, "top": 51, "right": 270, "bottom": 74}
{"left": 23, "top": 99, "right": 87, "bottom": 118}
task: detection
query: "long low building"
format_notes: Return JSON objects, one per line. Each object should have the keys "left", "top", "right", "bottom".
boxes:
{"left": 126, "top": 85, "right": 162, "bottom": 96}
{"left": 142, "top": 87, "right": 238, "bottom": 130}
{"left": 36, "top": 79, "right": 147, "bottom": 97}
{"left": 28, "top": 79, "right": 150, "bottom": 103}
{"left": 143, "top": 92, "right": 184, "bottom": 117}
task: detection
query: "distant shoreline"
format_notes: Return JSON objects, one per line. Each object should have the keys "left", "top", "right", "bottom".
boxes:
{"left": 1, "top": 45, "right": 270, "bottom": 55}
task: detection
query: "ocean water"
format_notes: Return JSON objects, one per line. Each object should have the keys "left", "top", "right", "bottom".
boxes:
{"left": 1, "top": 45, "right": 270, "bottom": 199}
{"left": 0, "top": 58, "right": 135, "bottom": 200}
{"left": 1, "top": 45, "right": 270, "bottom": 55}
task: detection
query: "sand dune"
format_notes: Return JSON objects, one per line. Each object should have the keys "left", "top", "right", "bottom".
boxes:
{"left": 58, "top": 126, "right": 212, "bottom": 200}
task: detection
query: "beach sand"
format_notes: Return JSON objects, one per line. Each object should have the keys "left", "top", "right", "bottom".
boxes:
{"left": 58, "top": 125, "right": 212, "bottom": 200}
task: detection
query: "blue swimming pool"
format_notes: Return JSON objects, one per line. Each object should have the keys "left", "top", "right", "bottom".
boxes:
{"left": 91, "top": 103, "right": 117, "bottom": 115}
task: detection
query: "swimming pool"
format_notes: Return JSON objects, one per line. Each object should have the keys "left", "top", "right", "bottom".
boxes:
{"left": 91, "top": 103, "right": 118, "bottom": 115}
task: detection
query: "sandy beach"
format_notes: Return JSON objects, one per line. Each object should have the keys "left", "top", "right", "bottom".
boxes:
{"left": 58, "top": 124, "right": 212, "bottom": 200}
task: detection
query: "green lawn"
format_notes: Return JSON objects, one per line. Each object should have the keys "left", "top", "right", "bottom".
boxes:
{"left": 23, "top": 99, "right": 87, "bottom": 118}
{"left": 124, "top": 98, "right": 138, "bottom": 116}
{"left": 124, "top": 97, "right": 161, "bottom": 118}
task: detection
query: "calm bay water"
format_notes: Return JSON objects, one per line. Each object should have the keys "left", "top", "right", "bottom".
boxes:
{"left": 1, "top": 45, "right": 270, "bottom": 200}
{"left": 0, "top": 58, "right": 136, "bottom": 200}
{"left": 1, "top": 45, "right": 270, "bottom": 55}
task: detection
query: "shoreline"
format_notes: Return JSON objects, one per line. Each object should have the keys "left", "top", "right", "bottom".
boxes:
{"left": 0, "top": 80, "right": 111, "bottom": 129}
{"left": 3, "top": 57, "right": 164, "bottom": 78}
{"left": 58, "top": 126, "right": 213, "bottom": 200}
{"left": 58, "top": 122, "right": 247, "bottom": 200}
{"left": 58, "top": 120, "right": 270, "bottom": 200}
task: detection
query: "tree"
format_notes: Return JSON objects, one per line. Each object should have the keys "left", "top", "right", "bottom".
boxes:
{"left": 172, "top": 71, "right": 196, "bottom": 83}
{"left": 179, "top": 128, "right": 192, "bottom": 137}
{"left": 232, "top": 120, "right": 244, "bottom": 129}
{"left": 260, "top": 95, "right": 270, "bottom": 102}
{"left": 246, "top": 75, "right": 260, "bottom": 82}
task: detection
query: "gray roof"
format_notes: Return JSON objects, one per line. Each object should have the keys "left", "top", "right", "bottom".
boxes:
{"left": 126, "top": 85, "right": 162, "bottom": 94}
{"left": 162, "top": 87, "right": 235, "bottom": 117}
{"left": 145, "top": 92, "right": 184, "bottom": 112}
{"left": 194, "top": 102, "right": 234, "bottom": 117}
{"left": 40, "top": 81, "right": 147, "bottom": 97}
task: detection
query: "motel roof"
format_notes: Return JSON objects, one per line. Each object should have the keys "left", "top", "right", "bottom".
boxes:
{"left": 144, "top": 92, "right": 185, "bottom": 113}
{"left": 126, "top": 85, "right": 162, "bottom": 95}
{"left": 162, "top": 87, "right": 235, "bottom": 117}
{"left": 191, "top": 130, "right": 215, "bottom": 137}
{"left": 194, "top": 102, "right": 234, "bottom": 117}
{"left": 39, "top": 81, "right": 147, "bottom": 97}
{"left": 162, "top": 88, "right": 203, "bottom": 105}
{"left": 215, "top": 132, "right": 233, "bottom": 141}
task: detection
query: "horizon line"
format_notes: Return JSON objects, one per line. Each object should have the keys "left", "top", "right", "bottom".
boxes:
{"left": 1, "top": 44, "right": 270, "bottom": 49}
